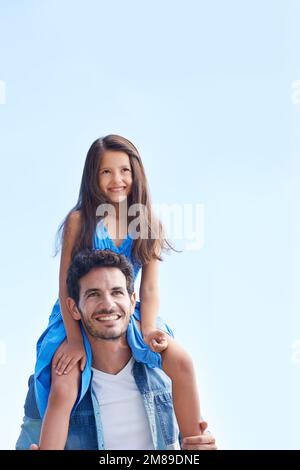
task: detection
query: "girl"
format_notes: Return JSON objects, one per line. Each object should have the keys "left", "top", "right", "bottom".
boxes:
{"left": 35, "top": 134, "right": 201, "bottom": 449}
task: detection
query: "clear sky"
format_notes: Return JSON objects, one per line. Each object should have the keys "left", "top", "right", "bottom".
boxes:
{"left": 0, "top": 0, "right": 299, "bottom": 449}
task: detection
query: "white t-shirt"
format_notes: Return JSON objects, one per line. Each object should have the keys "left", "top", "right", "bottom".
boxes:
{"left": 91, "top": 357, "right": 155, "bottom": 450}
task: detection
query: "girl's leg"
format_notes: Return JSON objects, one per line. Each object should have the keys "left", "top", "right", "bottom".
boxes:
{"left": 39, "top": 340, "right": 81, "bottom": 450}
{"left": 161, "top": 337, "right": 201, "bottom": 440}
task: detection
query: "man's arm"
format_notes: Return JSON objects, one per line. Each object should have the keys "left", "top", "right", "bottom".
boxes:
{"left": 15, "top": 375, "right": 42, "bottom": 450}
{"left": 16, "top": 416, "right": 42, "bottom": 450}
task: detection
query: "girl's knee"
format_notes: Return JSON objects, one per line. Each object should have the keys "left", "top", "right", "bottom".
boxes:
{"left": 162, "top": 343, "right": 195, "bottom": 377}
{"left": 176, "top": 351, "right": 195, "bottom": 376}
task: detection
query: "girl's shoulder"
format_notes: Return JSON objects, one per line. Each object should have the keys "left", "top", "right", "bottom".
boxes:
{"left": 68, "top": 209, "right": 82, "bottom": 222}
{"left": 64, "top": 210, "right": 82, "bottom": 240}
{"left": 66, "top": 210, "right": 82, "bottom": 228}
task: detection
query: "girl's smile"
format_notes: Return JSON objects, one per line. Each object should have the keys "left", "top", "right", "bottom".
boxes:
{"left": 108, "top": 187, "right": 126, "bottom": 192}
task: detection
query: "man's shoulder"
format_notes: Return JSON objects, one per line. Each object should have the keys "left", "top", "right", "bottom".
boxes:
{"left": 23, "top": 374, "right": 95, "bottom": 420}
{"left": 23, "top": 375, "right": 41, "bottom": 420}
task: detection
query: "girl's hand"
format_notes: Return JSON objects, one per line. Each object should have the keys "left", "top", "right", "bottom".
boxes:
{"left": 52, "top": 339, "right": 86, "bottom": 375}
{"left": 142, "top": 329, "right": 169, "bottom": 353}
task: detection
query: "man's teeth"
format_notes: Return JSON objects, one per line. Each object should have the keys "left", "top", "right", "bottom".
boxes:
{"left": 96, "top": 315, "right": 120, "bottom": 321}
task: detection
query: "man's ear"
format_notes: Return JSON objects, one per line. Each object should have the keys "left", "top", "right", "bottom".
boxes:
{"left": 130, "top": 291, "right": 136, "bottom": 315}
{"left": 66, "top": 297, "right": 81, "bottom": 321}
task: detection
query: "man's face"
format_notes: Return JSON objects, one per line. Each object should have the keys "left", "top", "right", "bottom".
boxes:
{"left": 72, "top": 267, "right": 135, "bottom": 341}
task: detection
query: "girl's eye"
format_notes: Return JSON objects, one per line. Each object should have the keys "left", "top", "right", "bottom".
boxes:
{"left": 101, "top": 170, "right": 110, "bottom": 175}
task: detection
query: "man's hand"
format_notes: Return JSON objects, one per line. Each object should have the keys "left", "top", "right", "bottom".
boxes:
{"left": 30, "top": 444, "right": 40, "bottom": 450}
{"left": 181, "top": 421, "right": 217, "bottom": 450}
{"left": 142, "top": 329, "right": 169, "bottom": 353}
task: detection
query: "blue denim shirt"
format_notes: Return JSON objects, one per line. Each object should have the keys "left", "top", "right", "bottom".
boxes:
{"left": 16, "top": 360, "right": 181, "bottom": 450}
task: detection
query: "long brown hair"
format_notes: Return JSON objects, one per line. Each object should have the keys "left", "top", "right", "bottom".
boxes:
{"left": 55, "top": 134, "right": 177, "bottom": 265}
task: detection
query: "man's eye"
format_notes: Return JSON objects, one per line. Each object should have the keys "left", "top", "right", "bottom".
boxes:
{"left": 113, "top": 291, "right": 123, "bottom": 295}
{"left": 88, "top": 292, "right": 99, "bottom": 297}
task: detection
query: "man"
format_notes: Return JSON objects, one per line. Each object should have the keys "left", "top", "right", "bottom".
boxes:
{"left": 16, "top": 249, "right": 217, "bottom": 450}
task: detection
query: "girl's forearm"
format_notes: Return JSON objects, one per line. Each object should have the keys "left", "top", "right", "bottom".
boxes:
{"left": 59, "top": 295, "right": 82, "bottom": 342}
{"left": 139, "top": 292, "right": 160, "bottom": 334}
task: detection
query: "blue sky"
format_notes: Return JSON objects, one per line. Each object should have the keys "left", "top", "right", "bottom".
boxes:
{"left": 0, "top": 0, "right": 299, "bottom": 449}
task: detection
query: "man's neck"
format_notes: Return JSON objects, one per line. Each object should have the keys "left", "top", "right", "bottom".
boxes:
{"left": 89, "top": 335, "right": 132, "bottom": 375}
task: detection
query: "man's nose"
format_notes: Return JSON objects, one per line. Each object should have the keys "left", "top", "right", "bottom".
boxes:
{"left": 99, "top": 294, "right": 115, "bottom": 310}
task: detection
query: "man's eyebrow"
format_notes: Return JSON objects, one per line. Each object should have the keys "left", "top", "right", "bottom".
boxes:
{"left": 83, "top": 287, "right": 125, "bottom": 296}
{"left": 84, "top": 288, "right": 101, "bottom": 297}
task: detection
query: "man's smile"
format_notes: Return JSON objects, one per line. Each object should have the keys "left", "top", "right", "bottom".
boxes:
{"left": 94, "top": 313, "right": 122, "bottom": 322}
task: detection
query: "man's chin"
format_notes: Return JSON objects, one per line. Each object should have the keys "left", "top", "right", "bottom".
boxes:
{"left": 81, "top": 316, "right": 130, "bottom": 341}
{"left": 95, "top": 333, "right": 124, "bottom": 341}
{"left": 88, "top": 325, "right": 127, "bottom": 341}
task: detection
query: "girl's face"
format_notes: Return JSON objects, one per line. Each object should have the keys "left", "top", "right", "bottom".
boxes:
{"left": 98, "top": 150, "right": 133, "bottom": 204}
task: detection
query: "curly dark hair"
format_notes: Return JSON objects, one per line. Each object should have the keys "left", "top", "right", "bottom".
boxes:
{"left": 66, "top": 248, "right": 134, "bottom": 305}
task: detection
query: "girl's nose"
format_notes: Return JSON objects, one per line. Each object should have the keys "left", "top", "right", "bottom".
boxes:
{"left": 111, "top": 171, "right": 123, "bottom": 184}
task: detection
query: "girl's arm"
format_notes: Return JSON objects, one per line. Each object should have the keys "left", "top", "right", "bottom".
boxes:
{"left": 52, "top": 211, "right": 86, "bottom": 374}
{"left": 58, "top": 210, "right": 83, "bottom": 341}
{"left": 139, "top": 258, "right": 160, "bottom": 334}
